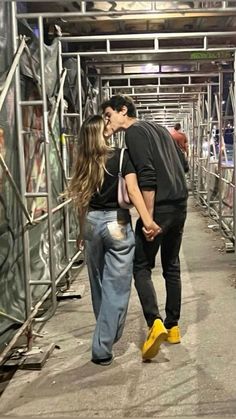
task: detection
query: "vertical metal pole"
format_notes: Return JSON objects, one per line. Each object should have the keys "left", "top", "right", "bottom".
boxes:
{"left": 77, "top": 55, "right": 83, "bottom": 126}
{"left": 38, "top": 16, "right": 57, "bottom": 304}
{"left": 190, "top": 102, "right": 195, "bottom": 191}
{"left": 98, "top": 74, "right": 103, "bottom": 106}
{"left": 218, "top": 69, "right": 223, "bottom": 231}
{"left": 196, "top": 94, "right": 202, "bottom": 202}
{"left": 233, "top": 51, "right": 236, "bottom": 245}
{"left": 58, "top": 40, "right": 70, "bottom": 263}
{"left": 11, "top": 2, "right": 32, "bottom": 319}
{"left": 58, "top": 40, "right": 64, "bottom": 129}
{"left": 207, "top": 83, "right": 212, "bottom": 214}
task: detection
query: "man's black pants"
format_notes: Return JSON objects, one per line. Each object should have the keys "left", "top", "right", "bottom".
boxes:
{"left": 133, "top": 206, "right": 187, "bottom": 329}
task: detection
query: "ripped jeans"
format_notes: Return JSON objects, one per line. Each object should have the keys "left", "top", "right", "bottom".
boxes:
{"left": 84, "top": 209, "right": 135, "bottom": 360}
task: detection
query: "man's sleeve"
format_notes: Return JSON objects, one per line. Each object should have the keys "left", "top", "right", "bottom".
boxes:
{"left": 122, "top": 149, "right": 136, "bottom": 176}
{"left": 125, "top": 126, "right": 156, "bottom": 190}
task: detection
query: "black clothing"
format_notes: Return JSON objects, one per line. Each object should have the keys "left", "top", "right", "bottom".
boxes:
{"left": 134, "top": 207, "right": 187, "bottom": 328}
{"left": 125, "top": 121, "right": 188, "bottom": 209}
{"left": 89, "top": 148, "right": 135, "bottom": 210}
{"left": 125, "top": 120, "right": 188, "bottom": 329}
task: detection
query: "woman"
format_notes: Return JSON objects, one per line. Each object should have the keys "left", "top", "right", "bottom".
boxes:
{"left": 67, "top": 115, "right": 160, "bottom": 366}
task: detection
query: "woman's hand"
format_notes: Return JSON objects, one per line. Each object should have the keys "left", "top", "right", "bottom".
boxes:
{"left": 76, "top": 234, "right": 84, "bottom": 251}
{"left": 142, "top": 221, "right": 162, "bottom": 241}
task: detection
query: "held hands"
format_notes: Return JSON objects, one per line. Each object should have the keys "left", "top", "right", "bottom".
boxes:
{"left": 142, "top": 221, "right": 162, "bottom": 241}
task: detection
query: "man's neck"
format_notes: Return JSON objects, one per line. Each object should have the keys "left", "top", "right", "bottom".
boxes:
{"left": 123, "top": 117, "right": 137, "bottom": 130}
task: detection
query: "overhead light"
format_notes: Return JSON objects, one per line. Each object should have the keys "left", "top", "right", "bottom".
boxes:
{"left": 142, "top": 63, "right": 159, "bottom": 73}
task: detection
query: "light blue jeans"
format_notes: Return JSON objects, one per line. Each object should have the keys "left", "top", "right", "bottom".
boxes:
{"left": 84, "top": 209, "right": 135, "bottom": 360}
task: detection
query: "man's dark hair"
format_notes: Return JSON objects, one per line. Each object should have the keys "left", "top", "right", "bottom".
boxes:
{"left": 174, "top": 123, "right": 181, "bottom": 131}
{"left": 101, "top": 94, "right": 137, "bottom": 117}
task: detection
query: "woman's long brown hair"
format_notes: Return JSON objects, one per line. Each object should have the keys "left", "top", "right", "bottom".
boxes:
{"left": 66, "top": 115, "right": 112, "bottom": 214}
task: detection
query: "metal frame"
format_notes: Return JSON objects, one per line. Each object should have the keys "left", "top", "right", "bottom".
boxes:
{"left": 15, "top": 1, "right": 236, "bottom": 19}
{"left": 0, "top": 3, "right": 83, "bottom": 364}
{"left": 193, "top": 71, "right": 235, "bottom": 240}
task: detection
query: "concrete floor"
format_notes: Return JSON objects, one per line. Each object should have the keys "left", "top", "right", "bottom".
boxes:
{"left": 1, "top": 196, "right": 236, "bottom": 419}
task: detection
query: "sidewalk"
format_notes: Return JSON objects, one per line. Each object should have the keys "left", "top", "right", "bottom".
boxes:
{"left": 1, "top": 196, "right": 236, "bottom": 418}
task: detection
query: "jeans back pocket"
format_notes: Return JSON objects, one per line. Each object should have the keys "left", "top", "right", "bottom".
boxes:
{"left": 107, "top": 221, "right": 127, "bottom": 241}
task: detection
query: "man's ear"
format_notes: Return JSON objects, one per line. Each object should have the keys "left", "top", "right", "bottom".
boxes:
{"left": 121, "top": 105, "right": 128, "bottom": 116}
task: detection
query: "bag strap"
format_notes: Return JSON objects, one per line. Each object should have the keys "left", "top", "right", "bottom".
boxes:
{"left": 119, "top": 148, "right": 125, "bottom": 174}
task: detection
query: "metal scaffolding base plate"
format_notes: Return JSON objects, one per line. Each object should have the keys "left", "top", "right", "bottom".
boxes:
{"left": 20, "top": 343, "right": 55, "bottom": 370}
{"left": 3, "top": 343, "right": 55, "bottom": 370}
{"left": 57, "top": 283, "right": 85, "bottom": 300}
{"left": 225, "top": 241, "right": 235, "bottom": 253}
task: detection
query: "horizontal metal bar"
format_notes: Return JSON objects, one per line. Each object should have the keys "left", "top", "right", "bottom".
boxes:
{"left": 105, "top": 83, "right": 218, "bottom": 89}
{"left": 139, "top": 107, "right": 192, "bottom": 115}
{"left": 29, "top": 199, "right": 72, "bottom": 225}
{"left": 137, "top": 102, "right": 192, "bottom": 106}
{"left": 221, "top": 166, "right": 234, "bottom": 170}
{"left": 20, "top": 100, "right": 43, "bottom": 106}
{"left": 16, "top": 7, "right": 236, "bottom": 20}
{"left": 137, "top": 100, "right": 195, "bottom": 105}
{"left": 25, "top": 192, "right": 49, "bottom": 197}
{"left": 89, "top": 57, "right": 234, "bottom": 67}
{"left": 146, "top": 115, "right": 188, "bottom": 118}
{"left": 29, "top": 281, "right": 52, "bottom": 285}
{"left": 63, "top": 113, "right": 80, "bottom": 117}
{"left": 101, "top": 72, "right": 229, "bottom": 80}
{"left": 128, "top": 92, "right": 202, "bottom": 97}
{"left": 136, "top": 102, "right": 193, "bottom": 107}
{"left": 60, "top": 31, "right": 236, "bottom": 42}
{"left": 62, "top": 47, "right": 236, "bottom": 57}
{"left": 139, "top": 107, "right": 191, "bottom": 111}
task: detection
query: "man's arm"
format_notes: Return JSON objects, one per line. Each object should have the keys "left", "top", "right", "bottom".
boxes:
{"left": 125, "top": 173, "right": 161, "bottom": 238}
{"left": 125, "top": 125, "right": 157, "bottom": 191}
{"left": 141, "top": 190, "right": 155, "bottom": 217}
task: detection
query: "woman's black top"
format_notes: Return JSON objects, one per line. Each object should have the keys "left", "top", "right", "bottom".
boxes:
{"left": 89, "top": 148, "right": 135, "bottom": 210}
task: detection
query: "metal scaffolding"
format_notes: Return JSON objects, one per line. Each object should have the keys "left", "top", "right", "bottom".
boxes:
{"left": 0, "top": 0, "right": 236, "bottom": 363}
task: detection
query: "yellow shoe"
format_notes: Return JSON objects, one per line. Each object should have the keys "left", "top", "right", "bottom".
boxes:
{"left": 167, "top": 325, "right": 181, "bottom": 344}
{"left": 142, "top": 319, "right": 168, "bottom": 360}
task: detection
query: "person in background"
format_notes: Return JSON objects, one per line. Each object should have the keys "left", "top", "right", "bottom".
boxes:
{"left": 169, "top": 122, "right": 189, "bottom": 157}
{"left": 66, "top": 114, "right": 161, "bottom": 366}
{"left": 102, "top": 95, "right": 188, "bottom": 361}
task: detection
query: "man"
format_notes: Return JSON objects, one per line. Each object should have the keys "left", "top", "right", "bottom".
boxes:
{"left": 102, "top": 95, "right": 188, "bottom": 361}
{"left": 169, "top": 122, "right": 189, "bottom": 157}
